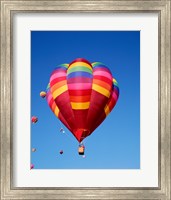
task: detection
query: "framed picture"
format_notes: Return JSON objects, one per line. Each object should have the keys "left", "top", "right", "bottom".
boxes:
{"left": 1, "top": 0, "right": 170, "bottom": 199}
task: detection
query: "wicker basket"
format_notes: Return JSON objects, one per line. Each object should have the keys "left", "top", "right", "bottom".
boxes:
{"left": 78, "top": 146, "right": 84, "bottom": 155}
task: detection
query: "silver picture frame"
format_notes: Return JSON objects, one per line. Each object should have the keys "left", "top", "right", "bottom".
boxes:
{"left": 0, "top": 0, "right": 170, "bottom": 199}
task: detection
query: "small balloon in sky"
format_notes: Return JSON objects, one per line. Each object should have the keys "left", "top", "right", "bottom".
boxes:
{"left": 30, "top": 164, "right": 34, "bottom": 169}
{"left": 32, "top": 148, "right": 36, "bottom": 152}
{"left": 59, "top": 150, "right": 63, "bottom": 154}
{"left": 60, "top": 128, "right": 65, "bottom": 134}
{"left": 31, "top": 116, "right": 38, "bottom": 123}
{"left": 82, "top": 155, "right": 86, "bottom": 158}
{"left": 40, "top": 91, "right": 46, "bottom": 98}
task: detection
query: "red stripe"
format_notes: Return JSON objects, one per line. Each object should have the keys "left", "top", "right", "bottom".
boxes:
{"left": 107, "top": 90, "right": 118, "bottom": 110}
{"left": 69, "top": 58, "right": 92, "bottom": 67}
{"left": 68, "top": 89, "right": 92, "bottom": 96}
{"left": 93, "top": 75, "right": 112, "bottom": 85}
{"left": 93, "top": 79, "right": 112, "bottom": 91}
{"left": 67, "top": 77, "right": 92, "bottom": 84}
{"left": 48, "top": 98, "right": 54, "bottom": 109}
{"left": 50, "top": 77, "right": 66, "bottom": 86}
{"left": 70, "top": 95, "right": 90, "bottom": 102}
{"left": 108, "top": 99, "right": 117, "bottom": 110}
{"left": 93, "top": 67, "right": 111, "bottom": 73}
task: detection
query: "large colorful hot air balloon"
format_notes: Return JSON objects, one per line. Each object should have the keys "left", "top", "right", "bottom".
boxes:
{"left": 46, "top": 58, "right": 119, "bottom": 143}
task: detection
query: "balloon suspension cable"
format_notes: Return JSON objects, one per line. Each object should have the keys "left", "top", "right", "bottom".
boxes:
{"left": 80, "top": 138, "right": 87, "bottom": 146}
{"left": 79, "top": 141, "right": 85, "bottom": 147}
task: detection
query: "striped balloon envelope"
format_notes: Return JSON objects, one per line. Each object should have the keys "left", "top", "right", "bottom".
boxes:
{"left": 46, "top": 58, "right": 119, "bottom": 142}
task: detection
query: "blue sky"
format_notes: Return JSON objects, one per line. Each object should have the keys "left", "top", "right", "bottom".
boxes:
{"left": 31, "top": 31, "right": 140, "bottom": 169}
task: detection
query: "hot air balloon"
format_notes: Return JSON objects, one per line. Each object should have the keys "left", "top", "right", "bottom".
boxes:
{"left": 32, "top": 148, "right": 36, "bottom": 152}
{"left": 40, "top": 91, "right": 46, "bottom": 98}
{"left": 30, "top": 164, "right": 34, "bottom": 169}
{"left": 46, "top": 58, "right": 119, "bottom": 144}
{"left": 31, "top": 116, "right": 38, "bottom": 123}
{"left": 59, "top": 150, "right": 63, "bottom": 154}
{"left": 60, "top": 128, "right": 65, "bottom": 133}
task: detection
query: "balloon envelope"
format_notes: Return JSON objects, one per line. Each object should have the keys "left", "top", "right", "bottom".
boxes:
{"left": 30, "top": 164, "right": 34, "bottom": 169}
{"left": 59, "top": 150, "right": 63, "bottom": 154}
{"left": 32, "top": 148, "right": 36, "bottom": 152}
{"left": 31, "top": 116, "right": 38, "bottom": 123}
{"left": 46, "top": 58, "right": 119, "bottom": 142}
{"left": 40, "top": 91, "right": 46, "bottom": 98}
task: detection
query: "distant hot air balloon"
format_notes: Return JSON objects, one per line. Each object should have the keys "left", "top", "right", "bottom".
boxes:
{"left": 46, "top": 58, "right": 119, "bottom": 143}
{"left": 31, "top": 116, "right": 38, "bottom": 123}
{"left": 59, "top": 150, "right": 63, "bottom": 154}
{"left": 40, "top": 91, "right": 46, "bottom": 98}
{"left": 30, "top": 164, "right": 34, "bottom": 169}
{"left": 60, "top": 128, "right": 65, "bottom": 133}
{"left": 32, "top": 148, "right": 36, "bottom": 152}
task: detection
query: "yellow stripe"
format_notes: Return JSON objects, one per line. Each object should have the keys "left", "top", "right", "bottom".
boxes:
{"left": 104, "top": 105, "right": 110, "bottom": 116}
{"left": 71, "top": 102, "right": 90, "bottom": 109}
{"left": 51, "top": 80, "right": 67, "bottom": 93}
{"left": 54, "top": 106, "right": 59, "bottom": 117}
{"left": 69, "top": 62, "right": 92, "bottom": 71}
{"left": 92, "top": 84, "right": 110, "bottom": 98}
{"left": 52, "top": 85, "right": 68, "bottom": 99}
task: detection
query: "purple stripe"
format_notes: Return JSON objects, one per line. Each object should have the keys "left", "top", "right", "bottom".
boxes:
{"left": 67, "top": 77, "right": 92, "bottom": 84}
{"left": 67, "top": 71, "right": 93, "bottom": 79}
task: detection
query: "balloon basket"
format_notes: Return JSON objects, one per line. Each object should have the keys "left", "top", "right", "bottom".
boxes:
{"left": 78, "top": 146, "right": 85, "bottom": 155}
